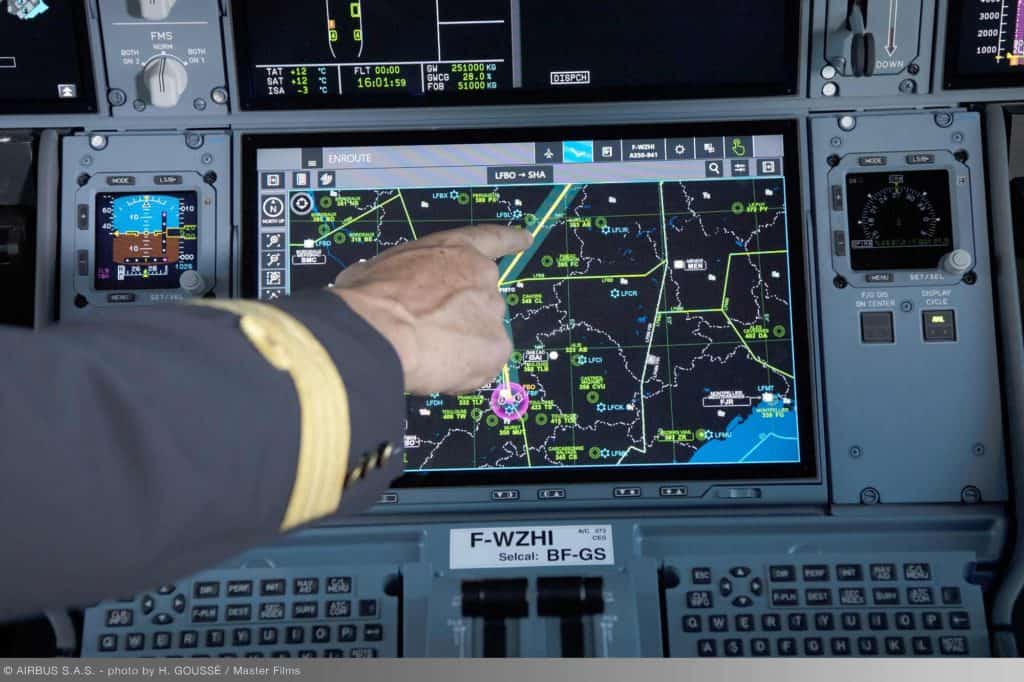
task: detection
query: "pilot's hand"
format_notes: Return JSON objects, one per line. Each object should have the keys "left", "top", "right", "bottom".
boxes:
{"left": 331, "top": 224, "right": 533, "bottom": 396}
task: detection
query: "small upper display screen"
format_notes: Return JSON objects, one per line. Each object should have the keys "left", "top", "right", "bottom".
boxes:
{"left": 230, "top": 0, "right": 799, "bottom": 109}
{"left": 94, "top": 192, "right": 199, "bottom": 291}
{"left": 0, "top": 1, "right": 96, "bottom": 113}
{"left": 945, "top": 0, "right": 1024, "bottom": 88}
{"left": 846, "top": 171, "right": 954, "bottom": 271}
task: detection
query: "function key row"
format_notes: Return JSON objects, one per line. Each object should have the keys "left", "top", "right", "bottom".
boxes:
{"left": 687, "top": 586, "right": 960, "bottom": 610}
{"left": 691, "top": 563, "right": 934, "bottom": 586}
{"left": 682, "top": 611, "right": 970, "bottom": 633}
{"left": 695, "top": 635, "right": 969, "bottom": 657}
{"left": 194, "top": 577, "right": 353, "bottom": 599}
{"left": 193, "top": 599, "right": 377, "bottom": 624}
{"left": 97, "top": 624, "right": 384, "bottom": 652}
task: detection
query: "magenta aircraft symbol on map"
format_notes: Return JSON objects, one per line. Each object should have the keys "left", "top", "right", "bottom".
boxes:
{"left": 490, "top": 383, "right": 530, "bottom": 422}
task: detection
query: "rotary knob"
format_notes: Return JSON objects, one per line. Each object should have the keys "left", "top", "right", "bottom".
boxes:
{"left": 179, "top": 270, "right": 212, "bottom": 297}
{"left": 143, "top": 57, "right": 188, "bottom": 109}
{"left": 140, "top": 0, "right": 177, "bottom": 21}
{"left": 940, "top": 249, "right": 973, "bottom": 276}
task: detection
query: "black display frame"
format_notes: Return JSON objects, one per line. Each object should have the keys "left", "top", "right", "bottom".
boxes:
{"left": 944, "top": 0, "right": 1024, "bottom": 90}
{"left": 241, "top": 119, "right": 818, "bottom": 487}
{"left": 229, "top": 1, "right": 801, "bottom": 111}
{"left": 0, "top": 0, "right": 98, "bottom": 114}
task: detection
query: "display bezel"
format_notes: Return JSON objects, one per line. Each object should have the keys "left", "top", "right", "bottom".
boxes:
{"left": 0, "top": 0, "right": 98, "bottom": 114}
{"left": 229, "top": 1, "right": 801, "bottom": 111}
{"left": 241, "top": 120, "right": 818, "bottom": 487}
{"left": 943, "top": 0, "right": 1024, "bottom": 90}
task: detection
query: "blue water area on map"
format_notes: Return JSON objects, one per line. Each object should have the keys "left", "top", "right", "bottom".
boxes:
{"left": 688, "top": 402, "right": 800, "bottom": 464}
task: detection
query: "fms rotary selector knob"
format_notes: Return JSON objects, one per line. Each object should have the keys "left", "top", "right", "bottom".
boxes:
{"left": 940, "top": 249, "right": 973, "bottom": 276}
{"left": 179, "top": 270, "right": 212, "bottom": 297}
{"left": 140, "top": 0, "right": 177, "bottom": 21}
{"left": 143, "top": 57, "right": 188, "bottom": 109}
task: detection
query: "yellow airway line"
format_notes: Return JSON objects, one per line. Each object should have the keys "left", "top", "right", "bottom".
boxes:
{"left": 498, "top": 184, "right": 573, "bottom": 286}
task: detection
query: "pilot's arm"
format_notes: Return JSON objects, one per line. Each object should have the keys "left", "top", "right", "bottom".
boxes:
{"left": 0, "top": 225, "right": 530, "bottom": 621}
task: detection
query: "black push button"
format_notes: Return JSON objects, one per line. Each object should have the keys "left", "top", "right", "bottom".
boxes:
{"left": 365, "top": 624, "right": 384, "bottom": 642}
{"left": 870, "top": 564, "right": 896, "bottom": 581}
{"left": 858, "top": 637, "right": 879, "bottom": 655}
{"left": 697, "top": 639, "right": 717, "bottom": 657}
{"left": 719, "top": 578, "right": 733, "bottom": 597}
{"left": 872, "top": 587, "right": 900, "bottom": 605}
{"left": 286, "top": 626, "right": 304, "bottom": 644}
{"left": 350, "top": 648, "right": 378, "bottom": 658}
{"left": 191, "top": 606, "right": 218, "bottom": 623}
{"left": 327, "top": 600, "right": 351, "bottom": 618}
{"left": 805, "top": 589, "right": 832, "bottom": 606}
{"left": 205, "top": 630, "right": 225, "bottom": 647}
{"left": 225, "top": 604, "right": 251, "bottom": 621}
{"left": 841, "top": 613, "right": 861, "bottom": 631}
{"left": 194, "top": 582, "right": 220, "bottom": 598}
{"left": 294, "top": 578, "right": 319, "bottom": 595}
{"left": 292, "top": 602, "right": 318, "bottom": 618}
{"left": 941, "top": 587, "right": 962, "bottom": 605}
{"left": 359, "top": 600, "right": 379, "bottom": 618}
{"left": 98, "top": 634, "right": 118, "bottom": 652}
{"left": 777, "top": 638, "right": 796, "bottom": 656}
{"left": 312, "top": 625, "right": 331, "bottom": 643}
{"left": 868, "top": 612, "right": 888, "bottom": 630}
{"left": 839, "top": 588, "right": 866, "bottom": 606}
{"left": 885, "top": 637, "right": 906, "bottom": 655}
{"left": 709, "top": 614, "right": 729, "bottom": 632}
{"left": 940, "top": 636, "right": 969, "bottom": 655}
{"left": 912, "top": 637, "right": 933, "bottom": 655}
{"left": 152, "top": 613, "right": 173, "bottom": 626}
{"left": 682, "top": 615, "right": 702, "bottom": 632}
{"left": 258, "top": 627, "right": 278, "bottom": 645}
{"left": 769, "top": 565, "right": 796, "bottom": 582}
{"left": 326, "top": 577, "right": 352, "bottom": 593}
{"left": 324, "top": 650, "right": 344, "bottom": 658}
{"left": 861, "top": 311, "right": 894, "bottom": 344}
{"left": 153, "top": 632, "right": 171, "bottom": 650}
{"left": 761, "top": 614, "right": 782, "bottom": 631}
{"left": 771, "top": 588, "right": 799, "bottom": 607}
{"left": 735, "top": 614, "right": 754, "bottom": 632}
{"left": 802, "top": 565, "right": 829, "bottom": 581}
{"left": 731, "top": 596, "right": 753, "bottom": 608}
{"left": 836, "top": 564, "right": 863, "bottom": 581}
{"left": 723, "top": 639, "right": 743, "bottom": 657}
{"left": 179, "top": 631, "right": 198, "bottom": 649}
{"left": 260, "top": 579, "right": 286, "bottom": 596}
{"left": 233, "top": 629, "right": 252, "bottom": 646}
{"left": 923, "top": 310, "right": 956, "bottom": 342}
{"left": 895, "top": 612, "right": 915, "bottom": 630}
{"left": 338, "top": 625, "right": 357, "bottom": 642}
{"left": 692, "top": 568, "right": 712, "bottom": 584}
{"left": 729, "top": 566, "right": 750, "bottom": 578}
{"left": 804, "top": 637, "right": 824, "bottom": 656}
{"left": 922, "top": 612, "right": 942, "bottom": 630}
{"left": 126, "top": 633, "right": 145, "bottom": 651}
{"left": 259, "top": 603, "right": 285, "bottom": 620}
{"left": 949, "top": 612, "right": 971, "bottom": 630}
{"left": 226, "top": 581, "right": 253, "bottom": 597}
{"left": 831, "top": 638, "right": 851, "bottom": 656}
{"left": 751, "top": 638, "right": 770, "bottom": 656}
{"left": 687, "top": 591, "right": 713, "bottom": 609}
{"left": 907, "top": 587, "right": 934, "bottom": 605}
{"left": 788, "top": 613, "right": 808, "bottom": 631}
{"left": 105, "top": 609, "right": 133, "bottom": 627}
{"left": 814, "top": 613, "right": 834, "bottom": 630}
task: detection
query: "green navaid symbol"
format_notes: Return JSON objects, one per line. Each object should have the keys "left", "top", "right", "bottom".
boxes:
{"left": 534, "top": 413, "right": 549, "bottom": 426}
{"left": 486, "top": 414, "right": 500, "bottom": 427}
{"left": 457, "top": 192, "right": 470, "bottom": 206}
{"left": 731, "top": 201, "right": 745, "bottom": 215}
{"left": 589, "top": 446, "right": 601, "bottom": 460}
{"left": 333, "top": 232, "right": 347, "bottom": 244}
{"left": 511, "top": 351, "right": 523, "bottom": 363}
{"left": 506, "top": 293, "right": 520, "bottom": 306}
{"left": 471, "top": 408, "right": 483, "bottom": 421}
{"left": 731, "top": 138, "right": 747, "bottom": 156}
{"left": 541, "top": 255, "right": 555, "bottom": 267}
{"left": 524, "top": 213, "right": 538, "bottom": 226}
{"left": 586, "top": 391, "right": 601, "bottom": 405}
{"left": 696, "top": 429, "right": 707, "bottom": 441}
{"left": 595, "top": 216, "right": 608, "bottom": 229}
{"left": 318, "top": 224, "right": 331, "bottom": 236}
{"left": 772, "top": 324, "right": 787, "bottom": 338}
{"left": 320, "top": 195, "right": 334, "bottom": 209}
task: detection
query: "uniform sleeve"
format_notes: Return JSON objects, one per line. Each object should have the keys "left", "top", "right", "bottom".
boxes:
{"left": 0, "top": 289, "right": 405, "bottom": 621}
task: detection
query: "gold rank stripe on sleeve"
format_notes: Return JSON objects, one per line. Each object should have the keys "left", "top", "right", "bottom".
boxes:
{"left": 192, "top": 299, "right": 351, "bottom": 531}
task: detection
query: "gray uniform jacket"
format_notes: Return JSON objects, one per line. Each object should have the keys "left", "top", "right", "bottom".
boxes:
{"left": 0, "top": 290, "right": 405, "bottom": 620}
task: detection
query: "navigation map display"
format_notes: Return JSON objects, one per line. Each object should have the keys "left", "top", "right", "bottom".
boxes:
{"left": 231, "top": 0, "right": 799, "bottom": 109}
{"left": 0, "top": 0, "right": 96, "bottom": 113}
{"left": 945, "top": 0, "right": 1024, "bottom": 88}
{"left": 245, "top": 123, "right": 813, "bottom": 485}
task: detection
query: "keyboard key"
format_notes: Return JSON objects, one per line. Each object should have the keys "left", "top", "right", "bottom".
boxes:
{"left": 350, "top": 648, "right": 378, "bottom": 658}
{"left": 692, "top": 568, "right": 712, "bottom": 584}
{"left": 105, "top": 609, "right": 133, "bottom": 627}
{"left": 939, "top": 636, "right": 969, "bottom": 656}
{"left": 885, "top": 637, "right": 906, "bottom": 655}
{"left": 895, "top": 612, "right": 915, "bottom": 630}
{"left": 233, "top": 629, "right": 251, "bottom": 646}
{"left": 771, "top": 589, "right": 799, "bottom": 607}
{"left": 777, "top": 638, "right": 797, "bottom": 656}
{"left": 870, "top": 564, "right": 896, "bottom": 581}
{"left": 682, "top": 615, "right": 702, "bottom": 632}
{"left": 719, "top": 578, "right": 733, "bottom": 597}
{"left": 805, "top": 589, "right": 832, "bottom": 606}
{"left": 839, "top": 588, "right": 866, "bottom": 606}
{"left": 205, "top": 630, "right": 224, "bottom": 648}
{"left": 125, "top": 633, "right": 144, "bottom": 651}
{"left": 158, "top": 585, "right": 176, "bottom": 595}
{"left": 152, "top": 613, "right": 173, "bottom": 626}
{"left": 949, "top": 612, "right": 971, "bottom": 630}
{"left": 297, "top": 650, "right": 316, "bottom": 658}
{"left": 723, "top": 639, "right": 743, "bottom": 657}
{"left": 831, "top": 637, "right": 851, "bottom": 656}
{"left": 338, "top": 625, "right": 357, "bottom": 642}
{"left": 709, "top": 614, "right": 729, "bottom": 632}
{"left": 803, "top": 565, "right": 829, "bottom": 581}
{"left": 903, "top": 563, "right": 932, "bottom": 581}
{"left": 271, "top": 651, "right": 290, "bottom": 658}
{"left": 750, "top": 578, "right": 764, "bottom": 596}
{"left": 260, "top": 579, "right": 286, "bottom": 596}
{"left": 841, "top": 613, "right": 861, "bottom": 631}
{"left": 327, "top": 600, "right": 352, "bottom": 618}
{"left": 729, "top": 566, "right": 751, "bottom": 578}
{"left": 259, "top": 627, "right": 278, "bottom": 645}
{"left": 98, "top": 635, "right": 118, "bottom": 652}
{"left": 941, "top": 587, "right": 962, "bottom": 605}
{"left": 191, "top": 606, "right": 218, "bottom": 623}
{"left": 326, "top": 577, "right": 352, "bottom": 594}
{"left": 225, "top": 604, "right": 251, "bottom": 622}
{"left": 751, "top": 638, "right": 770, "bottom": 656}
{"left": 194, "top": 582, "right": 220, "bottom": 599}
{"left": 324, "top": 649, "right": 344, "bottom": 658}
{"left": 735, "top": 614, "right": 754, "bottom": 632}
{"left": 837, "top": 564, "right": 863, "bottom": 581}
{"left": 312, "top": 625, "right": 331, "bottom": 643}
{"left": 872, "top": 587, "right": 900, "bottom": 605}
{"left": 286, "top": 626, "right": 304, "bottom": 644}
{"left": 141, "top": 596, "right": 155, "bottom": 615}
{"left": 697, "top": 639, "right": 717, "bottom": 657}
{"left": 293, "top": 578, "right": 319, "bottom": 595}
{"left": 359, "top": 600, "right": 379, "bottom": 618}
{"left": 804, "top": 637, "right": 824, "bottom": 656}
{"left": 907, "top": 587, "right": 934, "bottom": 605}
{"left": 259, "top": 603, "right": 285, "bottom": 620}
{"left": 687, "top": 591, "right": 713, "bottom": 609}
{"left": 770, "top": 565, "right": 796, "bottom": 582}
{"left": 292, "top": 602, "right": 318, "bottom": 619}
{"left": 814, "top": 613, "right": 834, "bottom": 630}
{"left": 732, "top": 596, "right": 753, "bottom": 608}
{"left": 364, "top": 624, "right": 383, "bottom": 642}
{"left": 153, "top": 632, "right": 171, "bottom": 650}
{"left": 912, "top": 637, "right": 934, "bottom": 655}
{"left": 788, "top": 613, "right": 808, "bottom": 631}
{"left": 868, "top": 612, "right": 888, "bottom": 630}
{"left": 762, "top": 614, "right": 781, "bottom": 631}
{"left": 179, "top": 631, "right": 198, "bottom": 649}
{"left": 858, "top": 637, "right": 878, "bottom": 655}
{"left": 173, "top": 595, "right": 186, "bottom": 613}
{"left": 922, "top": 612, "right": 942, "bottom": 630}
{"left": 226, "top": 581, "right": 253, "bottom": 597}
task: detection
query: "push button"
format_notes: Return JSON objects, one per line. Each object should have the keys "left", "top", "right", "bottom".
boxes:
{"left": 861, "top": 311, "right": 894, "bottom": 344}
{"left": 923, "top": 310, "right": 956, "bottom": 342}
